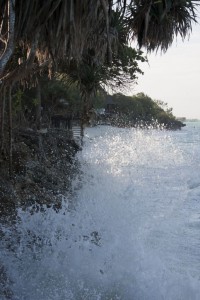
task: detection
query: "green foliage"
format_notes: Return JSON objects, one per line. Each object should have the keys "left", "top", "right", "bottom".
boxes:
{"left": 13, "top": 75, "right": 83, "bottom": 119}
{"left": 9, "top": 73, "right": 183, "bottom": 131}
{"left": 53, "top": 10, "right": 147, "bottom": 111}
{"left": 13, "top": 89, "right": 24, "bottom": 115}
{"left": 94, "top": 91, "right": 183, "bottom": 129}
{"left": 32, "top": 98, "right": 40, "bottom": 107}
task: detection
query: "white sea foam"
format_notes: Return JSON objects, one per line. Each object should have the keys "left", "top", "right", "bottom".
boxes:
{"left": 1, "top": 123, "right": 200, "bottom": 299}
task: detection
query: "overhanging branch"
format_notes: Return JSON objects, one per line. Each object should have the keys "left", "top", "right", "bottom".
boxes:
{"left": 0, "top": 0, "right": 16, "bottom": 78}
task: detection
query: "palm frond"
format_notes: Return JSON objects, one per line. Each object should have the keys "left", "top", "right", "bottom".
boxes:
{"left": 127, "top": 0, "right": 198, "bottom": 51}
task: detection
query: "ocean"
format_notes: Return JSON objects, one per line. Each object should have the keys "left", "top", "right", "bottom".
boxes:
{"left": 1, "top": 122, "right": 200, "bottom": 299}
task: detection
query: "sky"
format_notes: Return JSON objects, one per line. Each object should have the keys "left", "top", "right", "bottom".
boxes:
{"left": 130, "top": 19, "right": 200, "bottom": 119}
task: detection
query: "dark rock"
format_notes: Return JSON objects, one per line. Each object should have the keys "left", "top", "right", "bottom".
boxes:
{"left": 0, "top": 129, "right": 81, "bottom": 216}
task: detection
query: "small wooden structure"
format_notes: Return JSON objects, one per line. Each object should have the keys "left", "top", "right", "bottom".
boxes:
{"left": 51, "top": 113, "right": 83, "bottom": 143}
{"left": 51, "top": 114, "right": 71, "bottom": 129}
{"left": 105, "top": 96, "right": 116, "bottom": 115}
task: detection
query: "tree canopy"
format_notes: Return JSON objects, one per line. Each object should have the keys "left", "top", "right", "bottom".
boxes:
{"left": 95, "top": 92, "right": 185, "bottom": 129}
{"left": 0, "top": 0, "right": 198, "bottom": 85}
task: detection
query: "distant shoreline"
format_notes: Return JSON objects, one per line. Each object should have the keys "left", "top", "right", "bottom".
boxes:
{"left": 177, "top": 118, "right": 200, "bottom": 122}
{"left": 186, "top": 119, "right": 200, "bottom": 122}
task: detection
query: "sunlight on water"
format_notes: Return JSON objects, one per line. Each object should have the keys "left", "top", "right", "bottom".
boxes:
{"left": 1, "top": 123, "right": 200, "bottom": 299}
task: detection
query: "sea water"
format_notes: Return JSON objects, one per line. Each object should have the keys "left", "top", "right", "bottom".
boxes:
{"left": 1, "top": 122, "right": 200, "bottom": 299}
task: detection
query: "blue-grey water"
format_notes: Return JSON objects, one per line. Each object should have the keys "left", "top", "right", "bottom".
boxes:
{"left": 1, "top": 122, "right": 200, "bottom": 299}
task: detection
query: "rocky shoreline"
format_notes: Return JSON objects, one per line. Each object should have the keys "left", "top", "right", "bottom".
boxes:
{"left": 0, "top": 129, "right": 81, "bottom": 220}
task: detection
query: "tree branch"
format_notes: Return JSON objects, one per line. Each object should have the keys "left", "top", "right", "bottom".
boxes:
{"left": 100, "top": 0, "right": 112, "bottom": 64}
{"left": 0, "top": 0, "right": 16, "bottom": 78}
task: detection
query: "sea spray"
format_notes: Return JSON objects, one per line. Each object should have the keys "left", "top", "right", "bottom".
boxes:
{"left": 1, "top": 124, "right": 200, "bottom": 299}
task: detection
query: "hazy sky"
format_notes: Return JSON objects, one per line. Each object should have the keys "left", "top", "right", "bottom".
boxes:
{"left": 131, "top": 19, "right": 200, "bottom": 119}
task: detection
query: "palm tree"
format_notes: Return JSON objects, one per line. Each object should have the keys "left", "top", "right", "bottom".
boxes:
{"left": 126, "top": 0, "right": 198, "bottom": 51}
{"left": 1, "top": 0, "right": 197, "bottom": 125}
{"left": 0, "top": 0, "right": 112, "bottom": 82}
{"left": 0, "top": 0, "right": 198, "bottom": 83}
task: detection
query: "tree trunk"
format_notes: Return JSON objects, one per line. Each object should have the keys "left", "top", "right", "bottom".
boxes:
{"left": 36, "top": 76, "right": 42, "bottom": 130}
{"left": 0, "top": 87, "right": 6, "bottom": 152}
{"left": 100, "top": 0, "right": 112, "bottom": 64}
{"left": 82, "top": 92, "right": 90, "bottom": 125}
{"left": 8, "top": 85, "right": 13, "bottom": 178}
{"left": 0, "top": 0, "right": 16, "bottom": 78}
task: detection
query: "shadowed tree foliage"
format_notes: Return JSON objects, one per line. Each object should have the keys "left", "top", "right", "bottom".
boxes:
{"left": 0, "top": 0, "right": 198, "bottom": 83}
{"left": 96, "top": 92, "right": 185, "bottom": 129}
